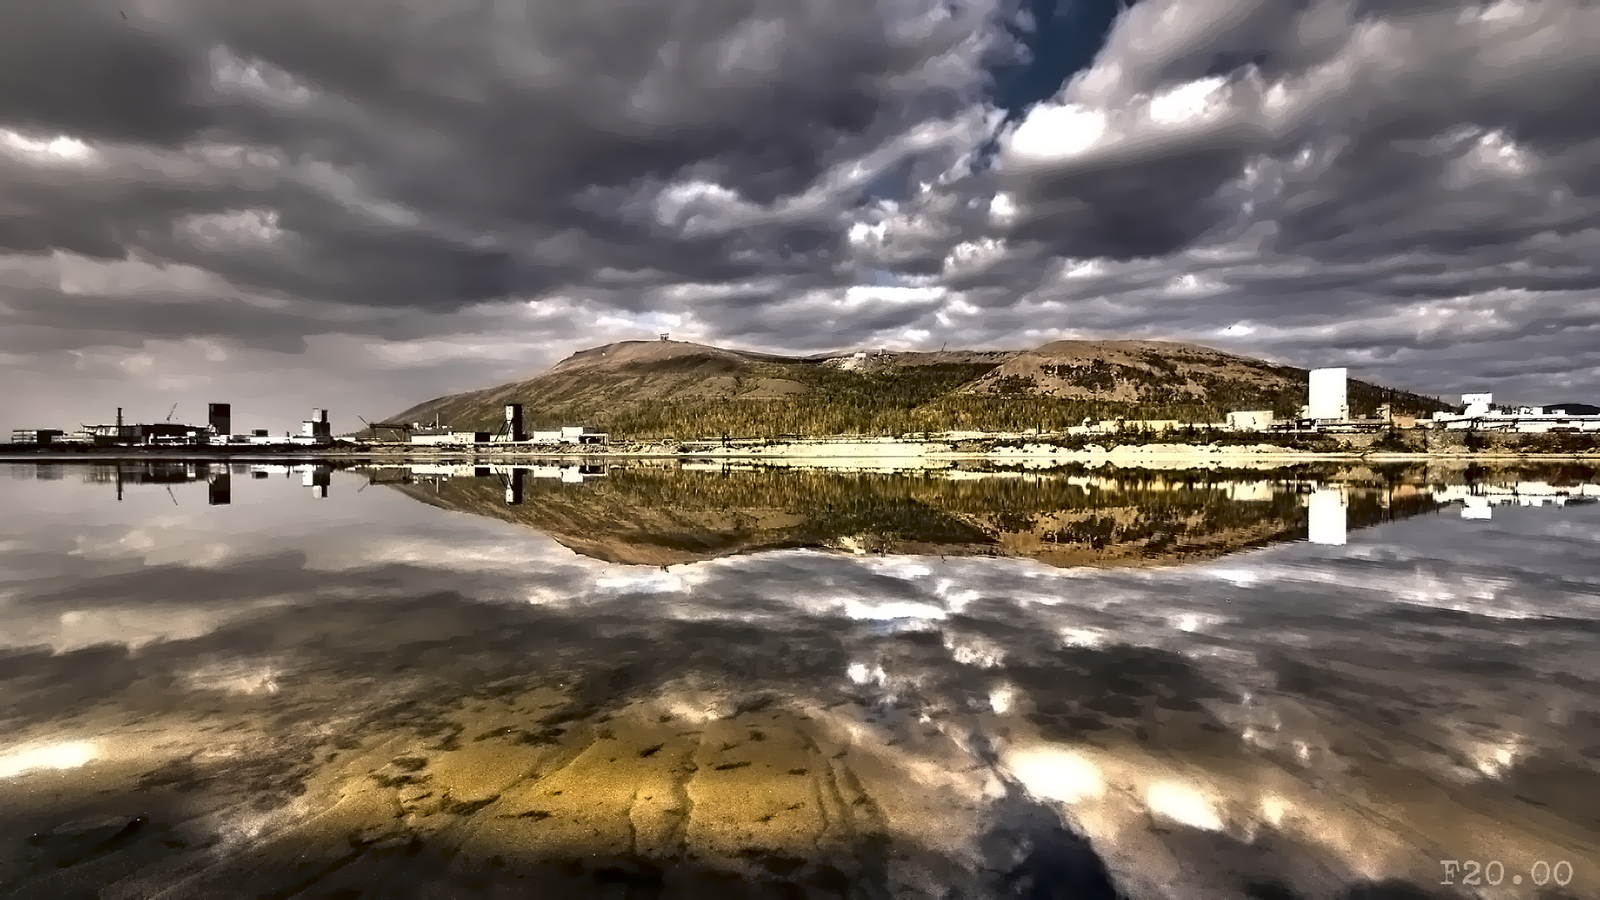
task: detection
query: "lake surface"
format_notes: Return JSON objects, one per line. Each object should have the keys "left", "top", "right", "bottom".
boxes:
{"left": 0, "top": 460, "right": 1596, "bottom": 899}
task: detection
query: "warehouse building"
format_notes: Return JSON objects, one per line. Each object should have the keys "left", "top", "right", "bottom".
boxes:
{"left": 1430, "top": 393, "right": 1600, "bottom": 432}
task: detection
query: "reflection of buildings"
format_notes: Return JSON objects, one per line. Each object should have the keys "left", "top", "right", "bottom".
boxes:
{"left": 365, "top": 463, "right": 609, "bottom": 490}
{"left": 58, "top": 462, "right": 337, "bottom": 504}
{"left": 1433, "top": 481, "right": 1600, "bottom": 520}
{"left": 1307, "top": 486, "right": 1348, "bottom": 546}
{"left": 365, "top": 463, "right": 1451, "bottom": 568}
{"left": 302, "top": 466, "right": 332, "bottom": 498}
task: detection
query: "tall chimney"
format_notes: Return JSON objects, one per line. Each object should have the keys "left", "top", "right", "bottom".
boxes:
{"left": 116, "top": 407, "right": 123, "bottom": 429}
{"left": 505, "top": 403, "right": 525, "bottom": 442}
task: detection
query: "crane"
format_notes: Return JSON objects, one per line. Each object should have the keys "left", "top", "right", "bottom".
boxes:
{"left": 165, "top": 403, "right": 178, "bottom": 422}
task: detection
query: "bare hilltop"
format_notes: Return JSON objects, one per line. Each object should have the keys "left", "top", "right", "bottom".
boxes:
{"left": 378, "top": 339, "right": 1449, "bottom": 439}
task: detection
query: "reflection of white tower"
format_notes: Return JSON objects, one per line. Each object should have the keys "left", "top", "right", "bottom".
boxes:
{"left": 302, "top": 468, "right": 329, "bottom": 498}
{"left": 1462, "top": 495, "right": 1492, "bottom": 519}
{"left": 1308, "top": 486, "right": 1348, "bottom": 545}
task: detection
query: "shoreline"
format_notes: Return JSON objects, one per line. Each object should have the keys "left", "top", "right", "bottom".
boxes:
{"left": 3, "top": 440, "right": 1599, "bottom": 466}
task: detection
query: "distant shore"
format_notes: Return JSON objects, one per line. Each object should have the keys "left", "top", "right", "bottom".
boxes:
{"left": 4, "top": 434, "right": 1598, "bottom": 466}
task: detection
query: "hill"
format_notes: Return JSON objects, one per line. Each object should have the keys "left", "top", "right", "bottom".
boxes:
{"left": 375, "top": 339, "right": 1449, "bottom": 440}
{"left": 1546, "top": 402, "right": 1600, "bottom": 416}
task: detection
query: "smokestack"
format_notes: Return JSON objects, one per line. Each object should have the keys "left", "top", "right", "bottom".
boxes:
{"left": 116, "top": 407, "right": 123, "bottom": 429}
{"left": 505, "top": 403, "right": 525, "bottom": 442}
{"left": 208, "top": 403, "right": 232, "bottom": 436}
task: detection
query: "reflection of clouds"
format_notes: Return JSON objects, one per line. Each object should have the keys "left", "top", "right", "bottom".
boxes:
{"left": 1, "top": 469, "right": 1597, "bottom": 896}
{"left": 182, "top": 660, "right": 283, "bottom": 696}
{"left": 0, "top": 740, "right": 96, "bottom": 779}
{"left": 1144, "top": 782, "right": 1222, "bottom": 832}
{"left": 945, "top": 633, "right": 1005, "bottom": 668}
{"left": 1004, "top": 744, "right": 1104, "bottom": 803}
{"left": 26, "top": 606, "right": 271, "bottom": 653}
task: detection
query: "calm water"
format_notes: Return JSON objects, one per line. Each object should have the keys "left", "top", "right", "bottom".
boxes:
{"left": 0, "top": 460, "right": 1596, "bottom": 900}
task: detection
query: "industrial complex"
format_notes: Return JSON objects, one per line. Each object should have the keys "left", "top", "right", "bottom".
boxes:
{"left": 373, "top": 404, "right": 607, "bottom": 447}
{"left": 6, "top": 369, "right": 1597, "bottom": 450}
{"left": 1144, "top": 367, "right": 1600, "bottom": 436}
{"left": 11, "top": 404, "right": 338, "bottom": 448}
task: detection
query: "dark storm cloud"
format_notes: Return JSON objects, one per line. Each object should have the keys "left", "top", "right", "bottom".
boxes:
{"left": 0, "top": 0, "right": 1008, "bottom": 311}
{"left": 4, "top": 0, "right": 1600, "bottom": 430}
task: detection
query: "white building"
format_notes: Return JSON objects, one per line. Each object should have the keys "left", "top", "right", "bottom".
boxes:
{"left": 1461, "top": 393, "right": 1494, "bottom": 416}
{"left": 1226, "top": 410, "right": 1274, "bottom": 432}
{"left": 527, "top": 426, "right": 607, "bottom": 445}
{"left": 299, "top": 408, "right": 333, "bottom": 442}
{"left": 410, "top": 430, "right": 488, "bottom": 445}
{"left": 1308, "top": 368, "right": 1349, "bottom": 421}
{"left": 1431, "top": 392, "right": 1600, "bottom": 432}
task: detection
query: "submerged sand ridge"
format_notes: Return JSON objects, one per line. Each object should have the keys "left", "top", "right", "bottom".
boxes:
{"left": 1, "top": 675, "right": 1003, "bottom": 898}
{"left": 2, "top": 657, "right": 1592, "bottom": 899}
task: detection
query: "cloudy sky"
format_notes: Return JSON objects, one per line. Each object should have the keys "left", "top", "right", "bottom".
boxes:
{"left": 4, "top": 0, "right": 1599, "bottom": 432}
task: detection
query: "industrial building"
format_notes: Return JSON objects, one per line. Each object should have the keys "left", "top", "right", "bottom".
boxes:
{"left": 405, "top": 404, "right": 607, "bottom": 447}
{"left": 1307, "top": 367, "right": 1349, "bottom": 421}
{"left": 1225, "top": 411, "right": 1274, "bottom": 432}
{"left": 1429, "top": 393, "right": 1600, "bottom": 433}
{"left": 10, "top": 429, "right": 63, "bottom": 445}
{"left": 1238, "top": 369, "right": 1600, "bottom": 435}
{"left": 409, "top": 428, "right": 492, "bottom": 446}
{"left": 9, "top": 404, "right": 342, "bottom": 448}
{"left": 529, "top": 426, "right": 608, "bottom": 445}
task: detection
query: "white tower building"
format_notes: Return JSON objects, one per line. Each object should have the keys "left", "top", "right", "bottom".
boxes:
{"left": 1308, "top": 368, "right": 1349, "bottom": 421}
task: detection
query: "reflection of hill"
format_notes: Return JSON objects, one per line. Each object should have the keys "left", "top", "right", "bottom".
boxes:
{"left": 385, "top": 467, "right": 1440, "bottom": 568}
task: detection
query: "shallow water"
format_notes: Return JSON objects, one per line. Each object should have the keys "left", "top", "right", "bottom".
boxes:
{"left": 0, "top": 460, "right": 1595, "bottom": 899}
